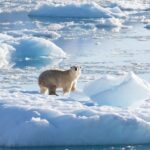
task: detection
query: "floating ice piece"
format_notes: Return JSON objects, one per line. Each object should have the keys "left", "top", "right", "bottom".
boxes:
{"left": 0, "top": 35, "right": 65, "bottom": 68}
{"left": 12, "top": 37, "right": 66, "bottom": 60}
{"left": 2, "top": 36, "right": 66, "bottom": 68}
{"left": 84, "top": 72, "right": 150, "bottom": 107}
{"left": 11, "top": 37, "right": 66, "bottom": 68}
{"left": 29, "top": 2, "right": 113, "bottom": 18}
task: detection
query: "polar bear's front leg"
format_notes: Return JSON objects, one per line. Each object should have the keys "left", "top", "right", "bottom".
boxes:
{"left": 39, "top": 85, "right": 48, "bottom": 94}
{"left": 63, "top": 83, "right": 72, "bottom": 94}
{"left": 71, "top": 81, "right": 76, "bottom": 92}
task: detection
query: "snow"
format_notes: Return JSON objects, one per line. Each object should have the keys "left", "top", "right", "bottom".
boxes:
{"left": 0, "top": 87, "right": 150, "bottom": 146}
{"left": 29, "top": 2, "right": 116, "bottom": 18}
{"left": 96, "top": 18, "right": 123, "bottom": 28}
{"left": 84, "top": 72, "right": 150, "bottom": 107}
{"left": 6, "top": 30, "right": 61, "bottom": 40}
{"left": 104, "top": 0, "right": 149, "bottom": 11}
{"left": 0, "top": 33, "right": 14, "bottom": 43}
{"left": 29, "top": 31, "right": 61, "bottom": 39}
{"left": 0, "top": 43, "right": 15, "bottom": 69}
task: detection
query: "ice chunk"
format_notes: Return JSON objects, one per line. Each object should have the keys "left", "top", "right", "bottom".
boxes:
{"left": 84, "top": 72, "right": 150, "bottom": 107}
{"left": 10, "top": 36, "right": 66, "bottom": 67}
{"left": 13, "top": 37, "right": 66, "bottom": 59}
{"left": 29, "top": 2, "right": 113, "bottom": 18}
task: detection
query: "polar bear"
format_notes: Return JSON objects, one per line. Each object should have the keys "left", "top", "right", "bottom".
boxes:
{"left": 38, "top": 66, "right": 81, "bottom": 95}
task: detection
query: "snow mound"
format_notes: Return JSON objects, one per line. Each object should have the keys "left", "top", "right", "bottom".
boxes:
{"left": 84, "top": 72, "right": 150, "bottom": 107}
{"left": 0, "top": 90, "right": 150, "bottom": 146}
{"left": 29, "top": 2, "right": 113, "bottom": 18}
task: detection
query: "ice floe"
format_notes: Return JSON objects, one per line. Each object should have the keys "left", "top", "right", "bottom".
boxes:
{"left": 29, "top": 2, "right": 122, "bottom": 18}
{"left": 84, "top": 72, "right": 150, "bottom": 107}
{"left": 11, "top": 37, "right": 66, "bottom": 67}
{"left": 0, "top": 36, "right": 66, "bottom": 69}
{"left": 13, "top": 37, "right": 66, "bottom": 59}
{"left": 0, "top": 72, "right": 150, "bottom": 146}
{"left": 0, "top": 86, "right": 150, "bottom": 146}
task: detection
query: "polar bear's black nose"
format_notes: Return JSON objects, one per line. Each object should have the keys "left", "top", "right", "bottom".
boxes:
{"left": 75, "top": 67, "right": 77, "bottom": 71}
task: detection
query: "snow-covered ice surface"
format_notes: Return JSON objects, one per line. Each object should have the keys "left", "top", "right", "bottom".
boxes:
{"left": 0, "top": 0, "right": 150, "bottom": 148}
{"left": 0, "top": 88, "right": 150, "bottom": 146}
{"left": 29, "top": 2, "right": 125, "bottom": 18}
{"left": 84, "top": 72, "right": 150, "bottom": 107}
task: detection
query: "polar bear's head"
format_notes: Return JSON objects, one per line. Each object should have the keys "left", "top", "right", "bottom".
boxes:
{"left": 70, "top": 66, "right": 81, "bottom": 79}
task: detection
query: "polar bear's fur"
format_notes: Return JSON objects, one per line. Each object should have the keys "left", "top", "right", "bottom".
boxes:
{"left": 38, "top": 66, "right": 81, "bottom": 95}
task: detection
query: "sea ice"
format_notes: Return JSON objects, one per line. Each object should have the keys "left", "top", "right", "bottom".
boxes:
{"left": 0, "top": 87, "right": 150, "bottom": 146}
{"left": 96, "top": 18, "right": 123, "bottom": 28}
{"left": 23, "top": 30, "right": 61, "bottom": 40}
{"left": 0, "top": 36, "right": 66, "bottom": 68}
{"left": 29, "top": 2, "right": 115, "bottom": 18}
{"left": 0, "top": 43, "right": 15, "bottom": 69}
{"left": 0, "top": 0, "right": 150, "bottom": 147}
{"left": 11, "top": 36, "right": 66, "bottom": 65}
{"left": 84, "top": 72, "right": 150, "bottom": 107}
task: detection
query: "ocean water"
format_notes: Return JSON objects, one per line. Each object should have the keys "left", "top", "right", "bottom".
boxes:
{"left": 1, "top": 144, "right": 150, "bottom": 150}
{"left": 0, "top": 0, "right": 150, "bottom": 149}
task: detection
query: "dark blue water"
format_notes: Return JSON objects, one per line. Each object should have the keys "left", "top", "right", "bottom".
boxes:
{"left": 1, "top": 144, "right": 150, "bottom": 150}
